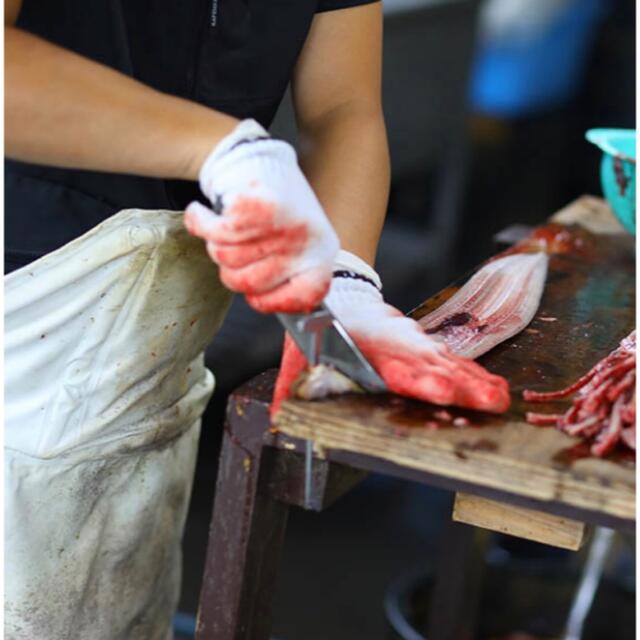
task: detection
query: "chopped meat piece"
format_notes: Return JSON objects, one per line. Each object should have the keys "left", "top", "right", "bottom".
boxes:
{"left": 523, "top": 332, "right": 636, "bottom": 457}
{"left": 620, "top": 426, "right": 636, "bottom": 450}
{"left": 525, "top": 412, "right": 565, "bottom": 426}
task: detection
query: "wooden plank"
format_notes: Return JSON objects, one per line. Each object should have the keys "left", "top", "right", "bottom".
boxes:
{"left": 274, "top": 197, "right": 635, "bottom": 522}
{"left": 551, "top": 195, "right": 624, "bottom": 234}
{"left": 324, "top": 446, "right": 631, "bottom": 529}
{"left": 452, "top": 492, "right": 587, "bottom": 550}
{"left": 275, "top": 398, "right": 635, "bottom": 521}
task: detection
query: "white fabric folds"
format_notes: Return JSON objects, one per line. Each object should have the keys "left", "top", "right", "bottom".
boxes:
{"left": 5, "top": 209, "right": 232, "bottom": 639}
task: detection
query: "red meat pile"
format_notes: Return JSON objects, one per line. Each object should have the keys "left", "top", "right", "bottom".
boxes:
{"left": 523, "top": 331, "right": 636, "bottom": 457}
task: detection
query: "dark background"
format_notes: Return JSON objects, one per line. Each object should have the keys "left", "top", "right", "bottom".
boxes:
{"left": 178, "top": 1, "right": 636, "bottom": 638}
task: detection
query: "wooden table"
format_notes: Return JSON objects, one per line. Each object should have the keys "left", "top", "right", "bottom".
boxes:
{"left": 195, "top": 197, "right": 635, "bottom": 640}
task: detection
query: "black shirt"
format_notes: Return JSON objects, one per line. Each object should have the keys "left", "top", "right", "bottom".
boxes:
{"left": 5, "top": 0, "right": 377, "bottom": 272}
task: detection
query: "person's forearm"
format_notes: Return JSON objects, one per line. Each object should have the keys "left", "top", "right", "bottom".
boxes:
{"left": 297, "top": 104, "right": 390, "bottom": 266}
{"left": 5, "top": 27, "right": 238, "bottom": 180}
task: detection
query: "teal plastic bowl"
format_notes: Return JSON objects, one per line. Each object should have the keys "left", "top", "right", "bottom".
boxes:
{"left": 585, "top": 128, "right": 636, "bottom": 234}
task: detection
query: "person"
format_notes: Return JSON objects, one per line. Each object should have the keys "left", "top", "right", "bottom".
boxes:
{"left": 5, "top": 0, "right": 509, "bottom": 637}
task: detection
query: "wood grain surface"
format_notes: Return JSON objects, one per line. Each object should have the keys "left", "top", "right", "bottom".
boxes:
{"left": 452, "top": 493, "right": 587, "bottom": 550}
{"left": 274, "top": 198, "right": 635, "bottom": 522}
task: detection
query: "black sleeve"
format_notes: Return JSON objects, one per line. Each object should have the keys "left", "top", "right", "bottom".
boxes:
{"left": 316, "top": 0, "right": 380, "bottom": 13}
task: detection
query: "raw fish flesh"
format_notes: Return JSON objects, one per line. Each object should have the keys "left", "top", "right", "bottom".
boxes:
{"left": 524, "top": 332, "right": 636, "bottom": 457}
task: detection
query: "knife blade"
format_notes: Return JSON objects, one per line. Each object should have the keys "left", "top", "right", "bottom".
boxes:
{"left": 277, "top": 303, "right": 386, "bottom": 508}
{"left": 276, "top": 303, "right": 387, "bottom": 392}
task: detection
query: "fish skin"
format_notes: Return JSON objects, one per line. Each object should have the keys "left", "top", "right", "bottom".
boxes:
{"left": 418, "top": 253, "right": 549, "bottom": 359}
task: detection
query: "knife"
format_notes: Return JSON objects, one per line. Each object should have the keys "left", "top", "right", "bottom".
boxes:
{"left": 276, "top": 303, "right": 387, "bottom": 393}
{"left": 277, "top": 303, "right": 387, "bottom": 507}
{"left": 204, "top": 194, "right": 387, "bottom": 500}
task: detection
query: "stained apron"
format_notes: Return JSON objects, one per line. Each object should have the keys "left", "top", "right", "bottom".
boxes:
{"left": 5, "top": 209, "right": 232, "bottom": 639}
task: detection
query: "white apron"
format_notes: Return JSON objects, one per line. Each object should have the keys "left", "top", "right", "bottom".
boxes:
{"left": 5, "top": 209, "right": 232, "bottom": 639}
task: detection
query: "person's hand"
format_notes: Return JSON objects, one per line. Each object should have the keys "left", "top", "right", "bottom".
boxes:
{"left": 184, "top": 119, "right": 339, "bottom": 314}
{"left": 272, "top": 251, "right": 511, "bottom": 415}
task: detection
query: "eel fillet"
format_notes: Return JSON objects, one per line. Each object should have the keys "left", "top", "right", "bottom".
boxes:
{"left": 418, "top": 252, "right": 549, "bottom": 359}
{"left": 524, "top": 331, "right": 636, "bottom": 457}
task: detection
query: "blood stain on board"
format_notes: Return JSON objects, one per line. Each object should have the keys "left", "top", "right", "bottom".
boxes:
{"left": 551, "top": 441, "right": 636, "bottom": 469}
{"left": 454, "top": 439, "right": 498, "bottom": 460}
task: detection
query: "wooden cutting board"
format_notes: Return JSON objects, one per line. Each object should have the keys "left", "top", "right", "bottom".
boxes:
{"left": 274, "top": 198, "right": 635, "bottom": 524}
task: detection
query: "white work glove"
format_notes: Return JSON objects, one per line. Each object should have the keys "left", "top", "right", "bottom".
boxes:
{"left": 273, "top": 250, "right": 510, "bottom": 414}
{"left": 184, "top": 119, "right": 339, "bottom": 314}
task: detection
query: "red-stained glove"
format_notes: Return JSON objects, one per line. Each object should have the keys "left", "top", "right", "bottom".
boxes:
{"left": 184, "top": 119, "right": 339, "bottom": 314}
{"left": 272, "top": 251, "right": 511, "bottom": 416}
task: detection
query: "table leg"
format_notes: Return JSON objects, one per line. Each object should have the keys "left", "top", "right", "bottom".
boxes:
{"left": 195, "top": 372, "right": 369, "bottom": 639}
{"left": 196, "top": 418, "right": 288, "bottom": 640}
{"left": 427, "top": 519, "right": 491, "bottom": 640}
